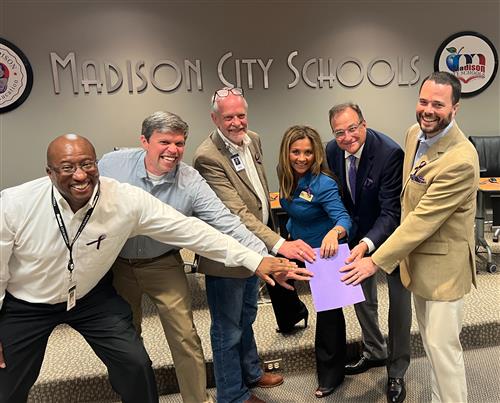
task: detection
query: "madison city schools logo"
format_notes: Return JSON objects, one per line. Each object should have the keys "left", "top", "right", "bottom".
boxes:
{"left": 434, "top": 31, "right": 498, "bottom": 97}
{"left": 0, "top": 38, "right": 33, "bottom": 113}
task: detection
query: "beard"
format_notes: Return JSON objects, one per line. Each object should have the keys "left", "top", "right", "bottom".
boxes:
{"left": 416, "top": 111, "right": 453, "bottom": 137}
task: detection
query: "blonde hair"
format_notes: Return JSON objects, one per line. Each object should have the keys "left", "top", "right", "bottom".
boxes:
{"left": 278, "top": 125, "right": 335, "bottom": 200}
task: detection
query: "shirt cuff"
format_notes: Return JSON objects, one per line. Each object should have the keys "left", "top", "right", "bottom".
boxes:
{"left": 271, "top": 237, "right": 286, "bottom": 255}
{"left": 361, "top": 237, "right": 375, "bottom": 254}
{"left": 233, "top": 250, "right": 263, "bottom": 272}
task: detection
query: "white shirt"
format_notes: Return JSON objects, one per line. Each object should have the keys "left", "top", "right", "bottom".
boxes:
{"left": 0, "top": 176, "right": 263, "bottom": 309}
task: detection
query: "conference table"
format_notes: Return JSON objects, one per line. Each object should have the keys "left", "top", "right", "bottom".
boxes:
{"left": 475, "top": 177, "right": 500, "bottom": 273}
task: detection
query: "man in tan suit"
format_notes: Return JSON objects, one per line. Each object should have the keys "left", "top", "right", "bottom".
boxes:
{"left": 341, "top": 72, "right": 479, "bottom": 403}
{"left": 193, "top": 88, "right": 315, "bottom": 403}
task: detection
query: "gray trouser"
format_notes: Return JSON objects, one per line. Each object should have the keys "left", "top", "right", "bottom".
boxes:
{"left": 354, "top": 267, "right": 411, "bottom": 378}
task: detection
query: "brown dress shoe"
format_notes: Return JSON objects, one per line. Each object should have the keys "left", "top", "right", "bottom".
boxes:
{"left": 252, "top": 372, "right": 284, "bottom": 388}
{"left": 243, "top": 394, "right": 266, "bottom": 403}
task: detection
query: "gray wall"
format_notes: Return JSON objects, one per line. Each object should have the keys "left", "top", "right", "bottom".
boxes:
{"left": 1, "top": 0, "right": 499, "bottom": 190}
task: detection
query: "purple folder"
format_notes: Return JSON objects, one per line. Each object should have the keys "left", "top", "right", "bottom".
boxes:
{"left": 305, "top": 245, "right": 365, "bottom": 312}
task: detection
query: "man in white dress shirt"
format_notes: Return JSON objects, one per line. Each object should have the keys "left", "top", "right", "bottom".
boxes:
{"left": 0, "top": 134, "right": 310, "bottom": 403}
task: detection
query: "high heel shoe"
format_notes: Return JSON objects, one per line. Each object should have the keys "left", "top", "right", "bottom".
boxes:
{"left": 315, "top": 385, "right": 336, "bottom": 398}
{"left": 276, "top": 310, "right": 309, "bottom": 334}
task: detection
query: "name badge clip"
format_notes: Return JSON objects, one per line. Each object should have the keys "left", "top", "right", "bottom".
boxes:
{"left": 231, "top": 154, "right": 245, "bottom": 172}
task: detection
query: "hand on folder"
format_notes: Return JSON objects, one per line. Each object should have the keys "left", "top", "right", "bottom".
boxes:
{"left": 306, "top": 246, "right": 365, "bottom": 311}
{"left": 340, "top": 256, "right": 379, "bottom": 285}
{"left": 320, "top": 230, "right": 340, "bottom": 258}
{"left": 345, "top": 241, "right": 369, "bottom": 262}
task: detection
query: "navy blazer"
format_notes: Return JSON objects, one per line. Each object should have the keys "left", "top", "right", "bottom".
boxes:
{"left": 325, "top": 128, "right": 404, "bottom": 250}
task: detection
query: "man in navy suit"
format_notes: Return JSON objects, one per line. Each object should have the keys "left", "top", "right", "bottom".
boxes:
{"left": 325, "top": 103, "right": 411, "bottom": 403}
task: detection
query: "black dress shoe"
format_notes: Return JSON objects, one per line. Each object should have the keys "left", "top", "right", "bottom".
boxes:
{"left": 345, "top": 355, "right": 386, "bottom": 375}
{"left": 387, "top": 377, "right": 406, "bottom": 403}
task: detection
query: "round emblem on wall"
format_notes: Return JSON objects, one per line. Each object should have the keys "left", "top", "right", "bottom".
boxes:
{"left": 434, "top": 31, "right": 498, "bottom": 97}
{"left": 0, "top": 38, "right": 34, "bottom": 113}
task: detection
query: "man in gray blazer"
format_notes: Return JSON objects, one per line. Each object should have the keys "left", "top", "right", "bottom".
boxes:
{"left": 193, "top": 88, "right": 315, "bottom": 403}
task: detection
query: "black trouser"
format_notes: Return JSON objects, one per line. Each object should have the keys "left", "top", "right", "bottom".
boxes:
{"left": 315, "top": 308, "right": 346, "bottom": 388}
{"left": 266, "top": 257, "right": 308, "bottom": 332}
{"left": 266, "top": 280, "right": 308, "bottom": 332}
{"left": 0, "top": 272, "right": 158, "bottom": 403}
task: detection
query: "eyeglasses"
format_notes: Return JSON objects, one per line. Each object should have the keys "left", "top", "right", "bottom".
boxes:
{"left": 332, "top": 121, "right": 364, "bottom": 139}
{"left": 49, "top": 160, "right": 98, "bottom": 175}
{"left": 213, "top": 87, "right": 244, "bottom": 100}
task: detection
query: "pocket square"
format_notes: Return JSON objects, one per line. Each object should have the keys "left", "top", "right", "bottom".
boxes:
{"left": 363, "top": 177, "right": 374, "bottom": 188}
{"left": 410, "top": 174, "right": 426, "bottom": 184}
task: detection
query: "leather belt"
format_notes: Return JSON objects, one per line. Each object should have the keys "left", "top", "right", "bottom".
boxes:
{"left": 117, "top": 249, "right": 179, "bottom": 265}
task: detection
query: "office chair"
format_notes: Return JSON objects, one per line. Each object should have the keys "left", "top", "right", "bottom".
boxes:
{"left": 492, "top": 194, "right": 500, "bottom": 243}
{"left": 469, "top": 136, "right": 500, "bottom": 273}
{"left": 469, "top": 136, "right": 500, "bottom": 177}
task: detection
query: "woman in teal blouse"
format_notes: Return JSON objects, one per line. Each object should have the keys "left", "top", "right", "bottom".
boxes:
{"left": 278, "top": 125, "right": 352, "bottom": 398}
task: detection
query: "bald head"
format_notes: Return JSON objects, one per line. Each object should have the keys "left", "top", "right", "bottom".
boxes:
{"left": 47, "top": 134, "right": 96, "bottom": 166}
{"left": 46, "top": 134, "right": 99, "bottom": 212}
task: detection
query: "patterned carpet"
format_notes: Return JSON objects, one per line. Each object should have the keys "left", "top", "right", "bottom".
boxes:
{"left": 27, "top": 232, "right": 500, "bottom": 402}
{"left": 138, "top": 346, "right": 500, "bottom": 403}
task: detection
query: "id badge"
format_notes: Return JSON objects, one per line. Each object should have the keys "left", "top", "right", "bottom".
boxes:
{"left": 231, "top": 154, "right": 245, "bottom": 172}
{"left": 67, "top": 281, "right": 77, "bottom": 311}
{"left": 299, "top": 190, "right": 313, "bottom": 202}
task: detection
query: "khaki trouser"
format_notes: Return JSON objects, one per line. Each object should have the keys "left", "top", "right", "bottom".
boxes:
{"left": 112, "top": 251, "right": 212, "bottom": 403}
{"left": 413, "top": 294, "right": 467, "bottom": 403}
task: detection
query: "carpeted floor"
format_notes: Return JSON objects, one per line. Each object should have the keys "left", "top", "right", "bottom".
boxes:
{"left": 28, "top": 230, "right": 500, "bottom": 402}
{"left": 147, "top": 345, "right": 500, "bottom": 403}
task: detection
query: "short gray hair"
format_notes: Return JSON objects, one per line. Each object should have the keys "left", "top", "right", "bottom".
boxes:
{"left": 141, "top": 111, "right": 189, "bottom": 141}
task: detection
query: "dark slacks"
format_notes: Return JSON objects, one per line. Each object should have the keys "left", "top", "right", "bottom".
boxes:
{"left": 354, "top": 267, "right": 411, "bottom": 378}
{"left": 315, "top": 308, "right": 346, "bottom": 389}
{"left": 0, "top": 273, "right": 158, "bottom": 403}
{"left": 269, "top": 255, "right": 345, "bottom": 388}
{"left": 266, "top": 255, "right": 308, "bottom": 333}
{"left": 266, "top": 280, "right": 308, "bottom": 332}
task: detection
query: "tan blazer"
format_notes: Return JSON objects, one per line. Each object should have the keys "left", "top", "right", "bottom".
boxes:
{"left": 193, "top": 130, "right": 280, "bottom": 278}
{"left": 372, "top": 123, "right": 479, "bottom": 301}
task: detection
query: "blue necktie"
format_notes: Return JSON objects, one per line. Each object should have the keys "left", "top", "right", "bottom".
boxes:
{"left": 348, "top": 155, "right": 357, "bottom": 203}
